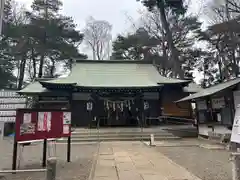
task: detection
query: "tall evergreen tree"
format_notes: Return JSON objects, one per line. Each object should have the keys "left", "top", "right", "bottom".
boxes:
{"left": 26, "top": 0, "right": 87, "bottom": 79}
{"left": 137, "top": 0, "right": 186, "bottom": 78}
{"left": 0, "top": 0, "right": 18, "bottom": 89}
{"left": 112, "top": 9, "right": 204, "bottom": 78}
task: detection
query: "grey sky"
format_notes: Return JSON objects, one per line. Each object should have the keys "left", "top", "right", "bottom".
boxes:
{"left": 18, "top": 0, "right": 144, "bottom": 37}
{"left": 18, "top": 0, "right": 208, "bottom": 37}
{"left": 17, "top": 0, "right": 212, "bottom": 82}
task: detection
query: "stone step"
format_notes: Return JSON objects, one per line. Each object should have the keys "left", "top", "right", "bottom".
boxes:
{"left": 70, "top": 134, "right": 175, "bottom": 139}
{"left": 71, "top": 132, "right": 173, "bottom": 136}
{"left": 71, "top": 129, "right": 168, "bottom": 134}
{"left": 71, "top": 131, "right": 169, "bottom": 134}
{"left": 57, "top": 136, "right": 181, "bottom": 142}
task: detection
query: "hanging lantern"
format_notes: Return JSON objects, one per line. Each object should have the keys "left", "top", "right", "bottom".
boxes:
{"left": 120, "top": 102, "right": 124, "bottom": 112}
{"left": 86, "top": 101, "right": 93, "bottom": 111}
{"left": 106, "top": 100, "right": 109, "bottom": 110}
{"left": 126, "top": 100, "right": 129, "bottom": 107}
{"left": 113, "top": 102, "right": 116, "bottom": 111}
{"left": 144, "top": 101, "right": 149, "bottom": 110}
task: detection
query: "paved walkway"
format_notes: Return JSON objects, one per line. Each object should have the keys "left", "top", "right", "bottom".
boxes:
{"left": 93, "top": 141, "right": 202, "bottom": 180}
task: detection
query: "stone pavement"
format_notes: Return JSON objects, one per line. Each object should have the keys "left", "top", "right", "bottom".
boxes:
{"left": 92, "top": 141, "right": 202, "bottom": 180}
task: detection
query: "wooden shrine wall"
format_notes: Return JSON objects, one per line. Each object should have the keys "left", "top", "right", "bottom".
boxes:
{"left": 161, "top": 87, "right": 192, "bottom": 118}
{"left": 71, "top": 92, "right": 161, "bottom": 127}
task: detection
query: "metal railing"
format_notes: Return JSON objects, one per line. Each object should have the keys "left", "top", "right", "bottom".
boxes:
{"left": 0, "top": 158, "right": 57, "bottom": 180}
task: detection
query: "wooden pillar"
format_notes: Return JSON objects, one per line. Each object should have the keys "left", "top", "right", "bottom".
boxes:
{"left": 228, "top": 90, "right": 235, "bottom": 125}
{"left": 207, "top": 97, "right": 214, "bottom": 132}
{"left": 228, "top": 90, "right": 237, "bottom": 151}
{"left": 195, "top": 101, "right": 199, "bottom": 135}
{"left": 67, "top": 91, "right": 72, "bottom": 162}
{"left": 91, "top": 92, "right": 99, "bottom": 128}
{"left": 137, "top": 92, "right": 145, "bottom": 127}
{"left": 158, "top": 89, "right": 162, "bottom": 118}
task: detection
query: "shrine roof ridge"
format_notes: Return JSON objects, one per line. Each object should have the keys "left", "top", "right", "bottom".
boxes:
{"left": 74, "top": 59, "right": 153, "bottom": 64}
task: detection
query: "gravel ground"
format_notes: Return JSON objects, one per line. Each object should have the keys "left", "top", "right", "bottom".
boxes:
{"left": 156, "top": 140, "right": 232, "bottom": 180}
{"left": 0, "top": 138, "right": 98, "bottom": 180}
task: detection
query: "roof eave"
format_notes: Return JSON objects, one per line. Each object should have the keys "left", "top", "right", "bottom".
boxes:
{"left": 39, "top": 81, "right": 77, "bottom": 88}
{"left": 74, "top": 85, "right": 163, "bottom": 89}
{"left": 74, "top": 59, "right": 153, "bottom": 64}
{"left": 157, "top": 80, "right": 191, "bottom": 85}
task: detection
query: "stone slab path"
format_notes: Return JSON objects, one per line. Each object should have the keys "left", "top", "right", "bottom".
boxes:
{"left": 92, "top": 141, "right": 202, "bottom": 180}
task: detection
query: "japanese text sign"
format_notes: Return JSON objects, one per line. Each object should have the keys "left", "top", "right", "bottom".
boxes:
{"left": 15, "top": 109, "right": 71, "bottom": 142}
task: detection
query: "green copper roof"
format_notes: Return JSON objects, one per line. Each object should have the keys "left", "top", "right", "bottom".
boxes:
{"left": 177, "top": 78, "right": 240, "bottom": 102}
{"left": 18, "top": 81, "right": 49, "bottom": 94}
{"left": 18, "top": 79, "right": 69, "bottom": 95}
{"left": 42, "top": 60, "right": 189, "bottom": 88}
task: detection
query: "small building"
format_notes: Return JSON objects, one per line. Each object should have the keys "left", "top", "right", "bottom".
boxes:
{"left": 177, "top": 78, "right": 240, "bottom": 138}
{"left": 19, "top": 60, "right": 195, "bottom": 127}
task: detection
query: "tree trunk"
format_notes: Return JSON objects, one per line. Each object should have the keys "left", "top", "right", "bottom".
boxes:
{"left": 17, "top": 56, "right": 26, "bottom": 90}
{"left": 50, "top": 58, "right": 55, "bottom": 77}
{"left": 217, "top": 54, "right": 223, "bottom": 82}
{"left": 38, "top": 54, "right": 45, "bottom": 78}
{"left": 225, "top": 0, "right": 239, "bottom": 77}
{"left": 96, "top": 42, "right": 101, "bottom": 60}
{"left": 31, "top": 48, "right": 37, "bottom": 79}
{"left": 157, "top": 1, "right": 184, "bottom": 78}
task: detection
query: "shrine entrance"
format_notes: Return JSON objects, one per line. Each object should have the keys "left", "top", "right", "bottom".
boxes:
{"left": 91, "top": 92, "right": 145, "bottom": 127}
{"left": 103, "top": 99, "right": 139, "bottom": 126}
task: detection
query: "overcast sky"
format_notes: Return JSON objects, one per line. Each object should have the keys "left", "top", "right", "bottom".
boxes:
{"left": 17, "top": 0, "right": 209, "bottom": 37}
{"left": 17, "top": 0, "right": 214, "bottom": 82}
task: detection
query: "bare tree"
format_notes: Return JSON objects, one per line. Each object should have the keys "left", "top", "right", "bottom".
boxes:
{"left": 83, "top": 16, "right": 112, "bottom": 60}
{"left": 196, "top": 0, "right": 240, "bottom": 85}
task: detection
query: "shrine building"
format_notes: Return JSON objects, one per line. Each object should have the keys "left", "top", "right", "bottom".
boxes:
{"left": 19, "top": 60, "right": 197, "bottom": 127}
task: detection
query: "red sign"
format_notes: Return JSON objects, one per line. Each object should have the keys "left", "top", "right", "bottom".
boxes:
{"left": 15, "top": 109, "right": 71, "bottom": 142}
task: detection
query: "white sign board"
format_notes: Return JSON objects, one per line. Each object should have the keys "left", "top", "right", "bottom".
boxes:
{"left": 0, "top": 111, "right": 16, "bottom": 116}
{"left": 0, "top": 98, "right": 26, "bottom": 104}
{"left": 0, "top": 91, "right": 22, "bottom": 97}
{"left": 0, "top": 117, "right": 15, "bottom": 122}
{"left": 231, "top": 106, "right": 240, "bottom": 143}
{"left": 196, "top": 100, "right": 207, "bottom": 110}
{"left": 234, "top": 91, "right": 240, "bottom": 110}
{"left": 0, "top": 90, "right": 26, "bottom": 123}
{"left": 211, "top": 97, "right": 225, "bottom": 109}
{"left": 0, "top": 104, "right": 25, "bottom": 109}
{"left": 63, "top": 112, "right": 71, "bottom": 125}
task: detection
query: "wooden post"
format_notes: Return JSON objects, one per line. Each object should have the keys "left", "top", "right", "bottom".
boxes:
{"left": 46, "top": 158, "right": 57, "bottom": 180}
{"left": 12, "top": 139, "right": 18, "bottom": 171}
{"left": 231, "top": 152, "right": 240, "bottom": 180}
{"left": 208, "top": 97, "right": 214, "bottom": 129}
{"left": 42, "top": 139, "right": 47, "bottom": 167}
{"left": 0, "top": 121, "right": 4, "bottom": 140}
{"left": 67, "top": 136, "right": 71, "bottom": 162}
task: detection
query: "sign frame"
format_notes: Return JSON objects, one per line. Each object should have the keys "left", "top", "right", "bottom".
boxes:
{"left": 15, "top": 108, "right": 71, "bottom": 142}
{"left": 12, "top": 108, "right": 72, "bottom": 171}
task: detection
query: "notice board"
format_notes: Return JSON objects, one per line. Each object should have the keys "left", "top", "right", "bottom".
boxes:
{"left": 231, "top": 106, "right": 240, "bottom": 143}
{"left": 15, "top": 109, "right": 71, "bottom": 142}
